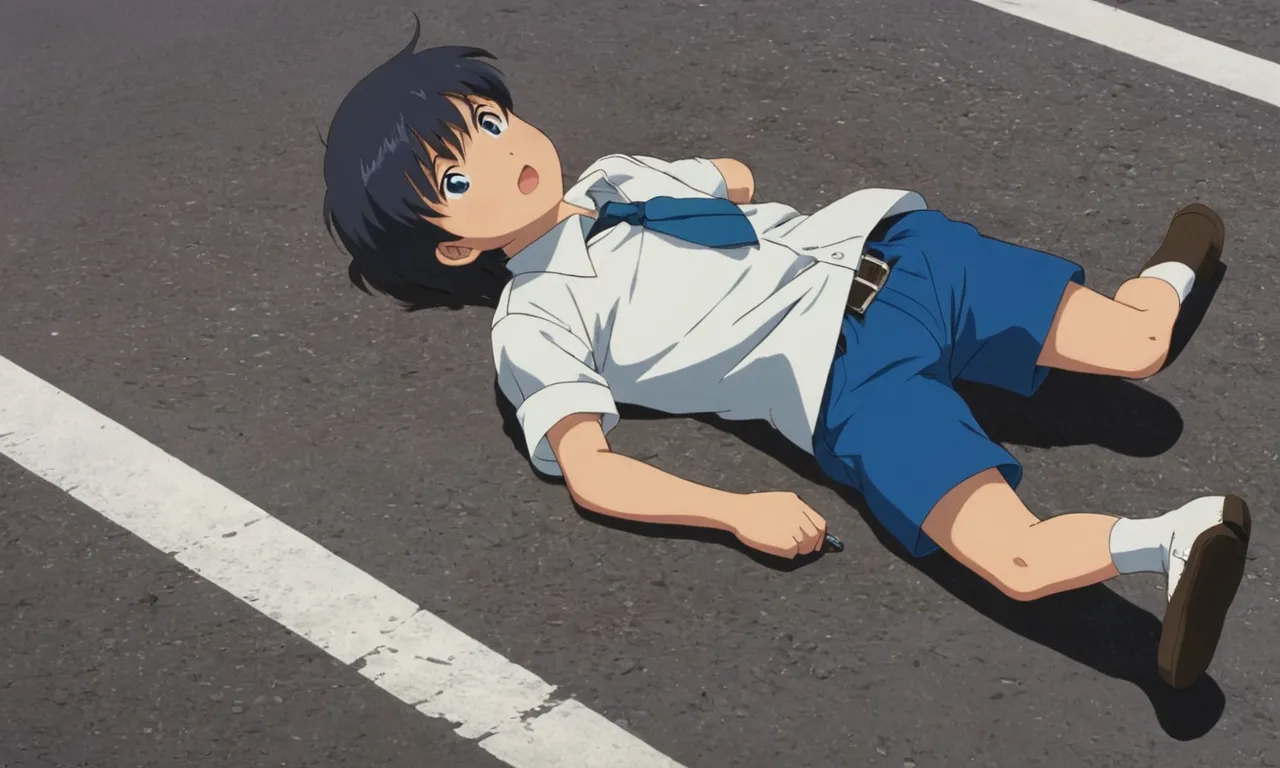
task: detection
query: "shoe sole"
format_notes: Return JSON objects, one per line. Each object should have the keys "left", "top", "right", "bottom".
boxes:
{"left": 1157, "top": 495, "right": 1251, "bottom": 689}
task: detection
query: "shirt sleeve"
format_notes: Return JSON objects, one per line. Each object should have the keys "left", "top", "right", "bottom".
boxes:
{"left": 630, "top": 156, "right": 729, "bottom": 199}
{"left": 491, "top": 313, "right": 620, "bottom": 477}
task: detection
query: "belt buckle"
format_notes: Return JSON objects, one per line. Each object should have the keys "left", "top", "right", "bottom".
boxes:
{"left": 849, "top": 255, "right": 890, "bottom": 315}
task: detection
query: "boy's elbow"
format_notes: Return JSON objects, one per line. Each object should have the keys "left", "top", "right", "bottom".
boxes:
{"left": 560, "top": 453, "right": 617, "bottom": 513}
{"left": 711, "top": 158, "right": 754, "bottom": 203}
{"left": 546, "top": 412, "right": 613, "bottom": 506}
{"left": 562, "top": 467, "right": 600, "bottom": 510}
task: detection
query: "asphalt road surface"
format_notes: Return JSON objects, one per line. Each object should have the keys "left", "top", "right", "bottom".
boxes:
{"left": 2, "top": 1, "right": 1279, "bottom": 766}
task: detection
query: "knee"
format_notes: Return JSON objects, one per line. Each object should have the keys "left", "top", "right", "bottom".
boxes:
{"left": 1115, "top": 323, "right": 1172, "bottom": 380}
{"left": 921, "top": 471, "right": 1063, "bottom": 603}
{"left": 1110, "top": 280, "right": 1180, "bottom": 379}
{"left": 951, "top": 530, "right": 1055, "bottom": 601}
{"left": 986, "top": 560, "right": 1052, "bottom": 602}
{"left": 1121, "top": 330, "right": 1172, "bottom": 378}
{"left": 1104, "top": 303, "right": 1174, "bottom": 379}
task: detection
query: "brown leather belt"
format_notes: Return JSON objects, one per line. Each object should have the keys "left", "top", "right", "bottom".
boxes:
{"left": 847, "top": 253, "right": 891, "bottom": 315}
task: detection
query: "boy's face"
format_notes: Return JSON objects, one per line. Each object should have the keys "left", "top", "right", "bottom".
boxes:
{"left": 423, "top": 96, "right": 564, "bottom": 264}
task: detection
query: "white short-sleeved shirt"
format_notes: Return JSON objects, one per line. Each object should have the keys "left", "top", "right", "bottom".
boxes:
{"left": 492, "top": 154, "right": 926, "bottom": 476}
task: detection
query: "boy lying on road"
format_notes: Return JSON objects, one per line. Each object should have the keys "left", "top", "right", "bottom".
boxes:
{"left": 321, "top": 24, "right": 1252, "bottom": 691}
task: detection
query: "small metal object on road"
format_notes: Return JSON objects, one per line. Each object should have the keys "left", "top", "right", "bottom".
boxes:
{"left": 822, "top": 533, "right": 844, "bottom": 553}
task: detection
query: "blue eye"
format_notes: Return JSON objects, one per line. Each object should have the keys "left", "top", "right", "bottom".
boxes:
{"left": 443, "top": 172, "right": 470, "bottom": 198}
{"left": 478, "top": 112, "right": 506, "bottom": 136}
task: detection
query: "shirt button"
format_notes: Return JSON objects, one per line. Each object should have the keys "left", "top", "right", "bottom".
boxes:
{"left": 831, "top": 251, "right": 844, "bottom": 260}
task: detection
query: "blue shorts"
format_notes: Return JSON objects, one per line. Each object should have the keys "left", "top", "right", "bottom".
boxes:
{"left": 812, "top": 210, "right": 1085, "bottom": 557}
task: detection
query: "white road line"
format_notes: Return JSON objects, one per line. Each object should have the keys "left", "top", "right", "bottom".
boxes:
{"left": 968, "top": 0, "right": 1280, "bottom": 110}
{"left": 0, "top": 355, "right": 684, "bottom": 768}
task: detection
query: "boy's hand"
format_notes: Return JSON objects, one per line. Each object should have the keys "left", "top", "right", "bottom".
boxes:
{"left": 547, "top": 414, "right": 830, "bottom": 559}
{"left": 729, "top": 491, "right": 828, "bottom": 559}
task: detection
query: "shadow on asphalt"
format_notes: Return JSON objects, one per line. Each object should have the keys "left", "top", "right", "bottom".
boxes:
{"left": 489, "top": 262, "right": 1229, "bottom": 740}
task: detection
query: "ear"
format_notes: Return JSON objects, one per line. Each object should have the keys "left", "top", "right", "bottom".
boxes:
{"left": 435, "top": 242, "right": 483, "bottom": 267}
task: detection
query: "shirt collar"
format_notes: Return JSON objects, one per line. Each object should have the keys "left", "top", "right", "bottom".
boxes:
{"left": 505, "top": 170, "right": 622, "bottom": 279}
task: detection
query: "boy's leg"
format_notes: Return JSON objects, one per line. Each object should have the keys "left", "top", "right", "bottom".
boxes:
{"left": 1036, "top": 204, "right": 1224, "bottom": 377}
{"left": 953, "top": 203, "right": 1246, "bottom": 688}
{"left": 818, "top": 356, "right": 1251, "bottom": 688}
{"left": 919, "top": 469, "right": 1117, "bottom": 599}
{"left": 821, "top": 207, "right": 1244, "bottom": 688}
{"left": 921, "top": 467, "right": 1251, "bottom": 688}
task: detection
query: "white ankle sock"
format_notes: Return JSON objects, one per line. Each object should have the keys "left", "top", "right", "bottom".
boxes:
{"left": 1109, "top": 516, "right": 1175, "bottom": 574}
{"left": 1140, "top": 262, "right": 1196, "bottom": 304}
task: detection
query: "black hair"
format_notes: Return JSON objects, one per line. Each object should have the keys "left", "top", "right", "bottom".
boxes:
{"left": 322, "top": 16, "right": 512, "bottom": 309}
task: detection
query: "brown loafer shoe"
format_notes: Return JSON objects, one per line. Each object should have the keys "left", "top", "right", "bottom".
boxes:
{"left": 1157, "top": 495, "right": 1251, "bottom": 689}
{"left": 1142, "top": 203, "right": 1226, "bottom": 283}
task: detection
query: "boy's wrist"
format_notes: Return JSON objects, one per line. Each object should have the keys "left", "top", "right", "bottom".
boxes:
{"left": 698, "top": 489, "right": 751, "bottom": 533}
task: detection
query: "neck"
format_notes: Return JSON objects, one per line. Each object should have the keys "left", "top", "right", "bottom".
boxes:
{"left": 503, "top": 200, "right": 595, "bottom": 258}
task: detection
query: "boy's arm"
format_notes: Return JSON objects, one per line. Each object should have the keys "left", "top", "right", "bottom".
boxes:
{"left": 709, "top": 158, "right": 755, "bottom": 204}
{"left": 547, "top": 413, "right": 827, "bottom": 559}
{"left": 493, "top": 310, "right": 824, "bottom": 560}
{"left": 623, "top": 155, "right": 753, "bottom": 203}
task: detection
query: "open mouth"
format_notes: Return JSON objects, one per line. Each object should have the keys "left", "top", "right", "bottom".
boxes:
{"left": 518, "top": 165, "right": 540, "bottom": 195}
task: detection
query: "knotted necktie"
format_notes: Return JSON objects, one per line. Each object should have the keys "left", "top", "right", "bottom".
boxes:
{"left": 585, "top": 196, "right": 759, "bottom": 248}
